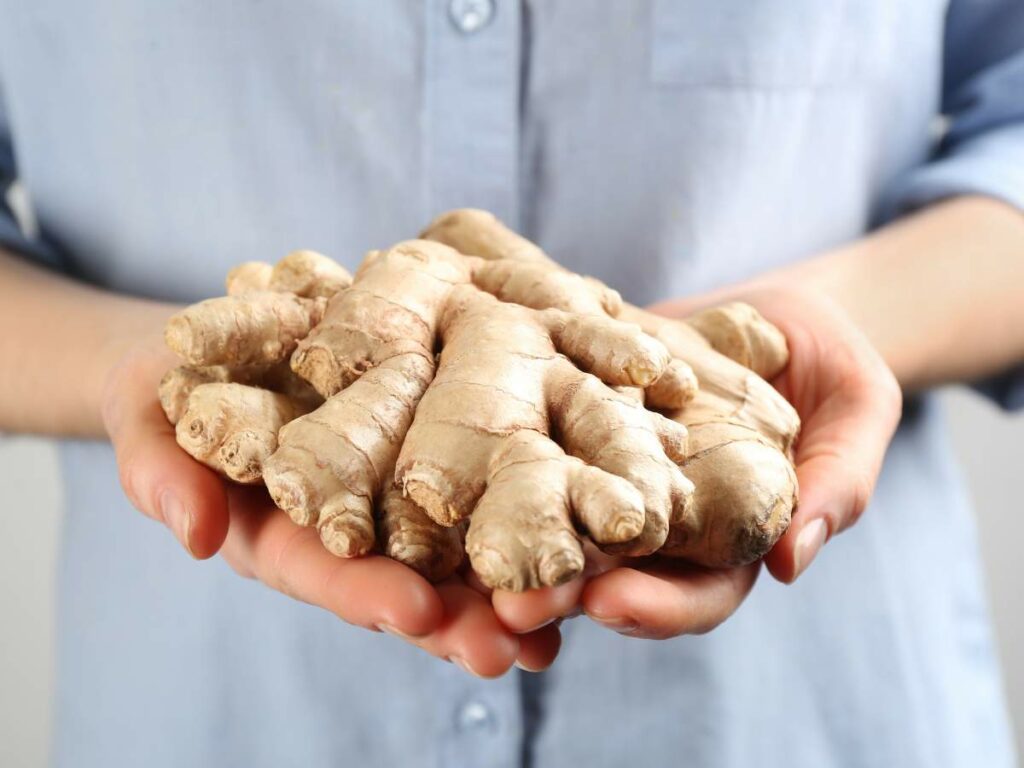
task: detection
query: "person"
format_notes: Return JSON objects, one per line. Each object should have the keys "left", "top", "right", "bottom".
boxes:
{"left": 1, "top": 2, "right": 1021, "bottom": 766}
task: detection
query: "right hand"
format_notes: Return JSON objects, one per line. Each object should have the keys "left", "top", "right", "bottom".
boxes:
{"left": 100, "top": 332, "right": 560, "bottom": 676}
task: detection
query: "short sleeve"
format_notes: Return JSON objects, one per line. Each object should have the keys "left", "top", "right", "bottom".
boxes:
{"left": 880, "top": 0, "right": 1024, "bottom": 410}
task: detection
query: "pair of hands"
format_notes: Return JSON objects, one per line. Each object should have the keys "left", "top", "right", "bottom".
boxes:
{"left": 102, "top": 285, "right": 901, "bottom": 677}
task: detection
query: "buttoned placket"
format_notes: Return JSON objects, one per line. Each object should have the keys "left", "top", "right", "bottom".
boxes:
{"left": 422, "top": 0, "right": 522, "bottom": 228}
{"left": 422, "top": 2, "right": 527, "bottom": 765}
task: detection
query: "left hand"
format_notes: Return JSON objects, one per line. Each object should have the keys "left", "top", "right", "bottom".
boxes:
{"left": 493, "top": 285, "right": 902, "bottom": 641}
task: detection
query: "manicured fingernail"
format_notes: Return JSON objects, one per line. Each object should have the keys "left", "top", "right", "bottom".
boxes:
{"left": 449, "top": 656, "right": 483, "bottom": 678}
{"left": 160, "top": 491, "right": 193, "bottom": 557}
{"left": 793, "top": 519, "right": 828, "bottom": 580}
{"left": 514, "top": 660, "right": 545, "bottom": 673}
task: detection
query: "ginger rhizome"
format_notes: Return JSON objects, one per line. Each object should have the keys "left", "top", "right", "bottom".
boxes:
{"left": 421, "top": 209, "right": 799, "bottom": 568}
{"left": 159, "top": 216, "right": 800, "bottom": 591}
{"left": 263, "top": 240, "right": 693, "bottom": 588}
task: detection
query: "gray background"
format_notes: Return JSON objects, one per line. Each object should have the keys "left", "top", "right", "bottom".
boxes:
{"left": 0, "top": 389, "right": 1020, "bottom": 766}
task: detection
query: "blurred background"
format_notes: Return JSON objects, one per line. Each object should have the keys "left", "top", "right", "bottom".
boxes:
{"left": 0, "top": 388, "right": 1020, "bottom": 766}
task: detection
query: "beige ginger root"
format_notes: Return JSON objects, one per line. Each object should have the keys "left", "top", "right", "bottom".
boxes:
{"left": 262, "top": 240, "right": 692, "bottom": 578}
{"left": 166, "top": 249, "right": 351, "bottom": 368}
{"left": 421, "top": 209, "right": 800, "bottom": 568}
{"left": 158, "top": 362, "right": 322, "bottom": 425}
{"left": 226, "top": 249, "right": 352, "bottom": 298}
{"left": 175, "top": 382, "right": 313, "bottom": 483}
{"left": 395, "top": 285, "right": 693, "bottom": 589}
{"left": 162, "top": 250, "right": 346, "bottom": 481}
{"left": 161, "top": 216, "right": 800, "bottom": 590}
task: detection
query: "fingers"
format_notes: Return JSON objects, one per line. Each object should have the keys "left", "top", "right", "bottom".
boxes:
{"left": 515, "top": 623, "right": 562, "bottom": 673}
{"left": 411, "top": 579, "right": 521, "bottom": 677}
{"left": 582, "top": 561, "right": 760, "bottom": 639}
{"left": 765, "top": 365, "right": 902, "bottom": 584}
{"left": 220, "top": 485, "right": 444, "bottom": 638}
{"left": 105, "top": 352, "right": 229, "bottom": 558}
{"left": 221, "top": 488, "right": 541, "bottom": 676}
{"left": 492, "top": 578, "right": 585, "bottom": 633}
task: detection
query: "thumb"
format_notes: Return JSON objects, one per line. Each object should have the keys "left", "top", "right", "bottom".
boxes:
{"left": 103, "top": 350, "right": 229, "bottom": 558}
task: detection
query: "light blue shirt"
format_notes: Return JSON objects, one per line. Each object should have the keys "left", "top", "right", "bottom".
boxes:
{"left": 1, "top": 2, "right": 1021, "bottom": 766}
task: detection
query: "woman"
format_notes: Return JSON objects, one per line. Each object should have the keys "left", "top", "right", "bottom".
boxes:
{"left": 1, "top": 2, "right": 1021, "bottom": 766}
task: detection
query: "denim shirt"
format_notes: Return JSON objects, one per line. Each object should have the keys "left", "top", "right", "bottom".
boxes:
{"left": 1, "top": 2, "right": 1021, "bottom": 766}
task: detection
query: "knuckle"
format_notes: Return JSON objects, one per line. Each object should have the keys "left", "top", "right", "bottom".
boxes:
{"left": 260, "top": 527, "right": 307, "bottom": 600}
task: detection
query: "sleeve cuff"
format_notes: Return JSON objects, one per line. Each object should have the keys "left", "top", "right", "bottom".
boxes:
{"left": 971, "top": 365, "right": 1024, "bottom": 412}
{"left": 0, "top": 197, "right": 64, "bottom": 270}
{"left": 879, "top": 124, "right": 1024, "bottom": 411}
{"left": 878, "top": 124, "right": 1024, "bottom": 222}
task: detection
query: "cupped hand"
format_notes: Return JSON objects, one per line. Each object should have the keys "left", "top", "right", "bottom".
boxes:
{"left": 100, "top": 333, "right": 559, "bottom": 676}
{"left": 495, "top": 285, "right": 901, "bottom": 639}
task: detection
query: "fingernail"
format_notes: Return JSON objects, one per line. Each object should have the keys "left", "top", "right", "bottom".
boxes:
{"left": 793, "top": 519, "right": 828, "bottom": 580}
{"left": 589, "top": 613, "right": 638, "bottom": 635}
{"left": 160, "top": 491, "right": 194, "bottom": 557}
{"left": 378, "top": 623, "right": 415, "bottom": 641}
{"left": 520, "top": 616, "right": 556, "bottom": 633}
{"left": 449, "top": 656, "right": 483, "bottom": 678}
{"left": 514, "top": 660, "right": 545, "bottom": 673}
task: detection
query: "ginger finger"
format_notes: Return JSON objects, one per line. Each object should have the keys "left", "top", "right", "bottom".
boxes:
{"left": 421, "top": 208, "right": 800, "bottom": 568}
{"left": 175, "top": 383, "right": 311, "bottom": 484}
{"left": 165, "top": 291, "right": 326, "bottom": 367}
{"left": 269, "top": 249, "right": 352, "bottom": 299}
{"left": 262, "top": 353, "right": 433, "bottom": 557}
{"left": 685, "top": 302, "right": 789, "bottom": 380}
{"left": 379, "top": 483, "right": 464, "bottom": 582}
{"left": 226, "top": 262, "right": 274, "bottom": 295}
{"left": 465, "top": 431, "right": 646, "bottom": 591}
{"left": 396, "top": 286, "right": 690, "bottom": 576}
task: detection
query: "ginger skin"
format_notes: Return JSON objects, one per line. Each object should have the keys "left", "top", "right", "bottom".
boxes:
{"left": 226, "top": 250, "right": 352, "bottom": 298}
{"left": 159, "top": 362, "right": 322, "bottom": 425}
{"left": 264, "top": 240, "right": 692, "bottom": 576}
{"left": 166, "top": 249, "right": 351, "bottom": 368}
{"left": 421, "top": 209, "right": 799, "bottom": 569}
{"left": 397, "top": 286, "right": 693, "bottom": 588}
{"left": 175, "top": 382, "right": 313, "bottom": 483}
{"left": 161, "top": 217, "right": 800, "bottom": 590}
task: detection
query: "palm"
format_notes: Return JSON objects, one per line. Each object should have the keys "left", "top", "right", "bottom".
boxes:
{"left": 495, "top": 287, "right": 900, "bottom": 638}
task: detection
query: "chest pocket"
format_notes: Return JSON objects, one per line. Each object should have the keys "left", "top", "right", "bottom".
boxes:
{"left": 650, "top": 0, "right": 896, "bottom": 88}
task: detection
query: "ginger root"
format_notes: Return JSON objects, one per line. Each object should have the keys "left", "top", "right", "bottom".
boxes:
{"left": 262, "top": 240, "right": 692, "bottom": 582}
{"left": 158, "top": 214, "right": 800, "bottom": 591}
{"left": 421, "top": 209, "right": 799, "bottom": 568}
{"left": 175, "top": 382, "right": 313, "bottom": 483}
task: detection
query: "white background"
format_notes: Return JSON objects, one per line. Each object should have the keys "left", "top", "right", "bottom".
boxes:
{"left": 0, "top": 388, "right": 1020, "bottom": 766}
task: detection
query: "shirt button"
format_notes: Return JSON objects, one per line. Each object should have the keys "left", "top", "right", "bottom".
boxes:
{"left": 448, "top": 0, "right": 496, "bottom": 35}
{"left": 455, "top": 699, "right": 497, "bottom": 734}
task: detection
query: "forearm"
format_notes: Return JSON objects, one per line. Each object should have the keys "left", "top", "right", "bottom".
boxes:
{"left": 0, "top": 250, "right": 175, "bottom": 437}
{"left": 764, "top": 197, "right": 1024, "bottom": 391}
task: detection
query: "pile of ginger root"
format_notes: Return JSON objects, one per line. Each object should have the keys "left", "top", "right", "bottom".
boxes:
{"left": 160, "top": 210, "right": 800, "bottom": 591}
